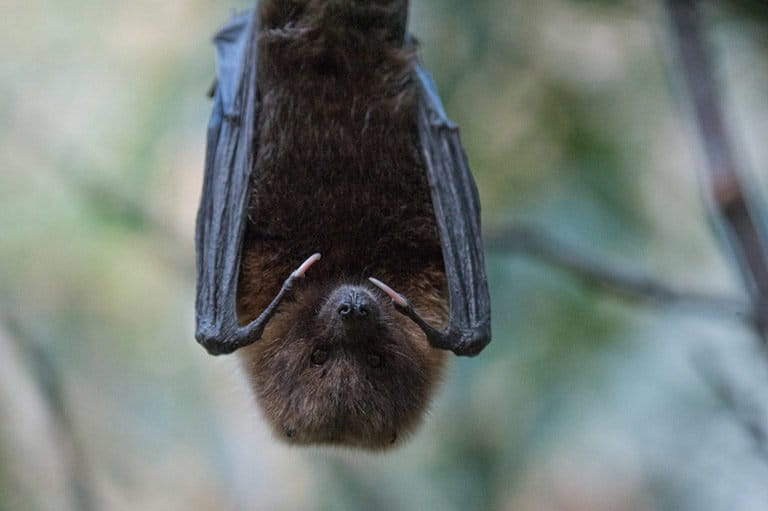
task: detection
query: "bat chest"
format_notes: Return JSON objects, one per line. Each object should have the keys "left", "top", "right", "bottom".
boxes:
{"left": 245, "top": 84, "right": 442, "bottom": 274}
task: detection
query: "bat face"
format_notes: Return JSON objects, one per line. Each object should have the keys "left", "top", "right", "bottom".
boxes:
{"left": 239, "top": 279, "right": 447, "bottom": 449}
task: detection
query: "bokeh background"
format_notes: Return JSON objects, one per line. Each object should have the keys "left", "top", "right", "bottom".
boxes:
{"left": 3, "top": 0, "right": 768, "bottom": 509}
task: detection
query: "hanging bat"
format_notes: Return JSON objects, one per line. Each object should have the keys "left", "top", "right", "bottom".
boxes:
{"left": 195, "top": 0, "right": 490, "bottom": 450}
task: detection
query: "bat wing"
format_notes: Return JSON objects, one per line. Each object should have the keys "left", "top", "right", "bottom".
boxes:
{"left": 196, "top": 10, "right": 321, "bottom": 356}
{"left": 195, "top": 11, "right": 262, "bottom": 354}
{"left": 413, "top": 64, "right": 492, "bottom": 356}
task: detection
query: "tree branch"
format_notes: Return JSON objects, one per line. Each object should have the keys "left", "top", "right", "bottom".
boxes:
{"left": 665, "top": 0, "right": 768, "bottom": 340}
{"left": 485, "top": 225, "right": 750, "bottom": 319}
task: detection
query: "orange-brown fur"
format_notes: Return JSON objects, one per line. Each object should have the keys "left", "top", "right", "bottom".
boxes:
{"left": 235, "top": 0, "right": 447, "bottom": 449}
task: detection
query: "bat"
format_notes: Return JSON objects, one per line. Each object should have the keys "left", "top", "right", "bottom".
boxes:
{"left": 195, "top": 0, "right": 490, "bottom": 450}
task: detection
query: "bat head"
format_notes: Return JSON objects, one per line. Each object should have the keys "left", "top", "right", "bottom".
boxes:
{"left": 239, "top": 280, "right": 447, "bottom": 450}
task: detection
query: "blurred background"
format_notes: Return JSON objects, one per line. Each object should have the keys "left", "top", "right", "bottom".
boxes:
{"left": 2, "top": 0, "right": 768, "bottom": 509}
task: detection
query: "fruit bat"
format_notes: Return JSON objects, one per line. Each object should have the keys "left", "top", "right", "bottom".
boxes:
{"left": 195, "top": 0, "right": 490, "bottom": 450}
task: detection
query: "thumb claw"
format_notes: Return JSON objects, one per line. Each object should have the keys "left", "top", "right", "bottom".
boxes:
{"left": 368, "top": 277, "right": 409, "bottom": 308}
{"left": 292, "top": 253, "right": 322, "bottom": 278}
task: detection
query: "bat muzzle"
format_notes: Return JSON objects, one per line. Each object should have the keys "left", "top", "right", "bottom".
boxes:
{"left": 322, "top": 285, "right": 381, "bottom": 338}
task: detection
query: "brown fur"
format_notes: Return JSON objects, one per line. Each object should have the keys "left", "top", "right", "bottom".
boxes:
{"left": 236, "top": 0, "right": 447, "bottom": 450}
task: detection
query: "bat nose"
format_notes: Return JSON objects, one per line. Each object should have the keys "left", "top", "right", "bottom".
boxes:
{"left": 323, "top": 285, "right": 380, "bottom": 335}
{"left": 337, "top": 299, "right": 372, "bottom": 320}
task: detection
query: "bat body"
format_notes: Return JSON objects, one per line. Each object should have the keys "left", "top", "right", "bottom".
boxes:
{"left": 196, "top": 0, "right": 490, "bottom": 449}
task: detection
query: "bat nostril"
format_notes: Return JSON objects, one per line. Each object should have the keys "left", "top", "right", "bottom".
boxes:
{"left": 337, "top": 298, "right": 373, "bottom": 321}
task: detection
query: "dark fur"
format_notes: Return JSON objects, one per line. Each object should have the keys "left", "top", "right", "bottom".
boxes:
{"left": 236, "top": 0, "right": 448, "bottom": 450}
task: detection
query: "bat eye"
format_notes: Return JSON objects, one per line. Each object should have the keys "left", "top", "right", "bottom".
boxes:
{"left": 311, "top": 348, "right": 329, "bottom": 366}
{"left": 367, "top": 353, "right": 383, "bottom": 368}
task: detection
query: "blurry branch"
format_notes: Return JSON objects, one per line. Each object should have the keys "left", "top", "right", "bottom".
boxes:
{"left": 486, "top": 225, "right": 750, "bottom": 318}
{"left": 665, "top": 0, "right": 768, "bottom": 340}
{"left": 0, "top": 310, "right": 97, "bottom": 511}
{"left": 668, "top": 0, "right": 768, "bottom": 472}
